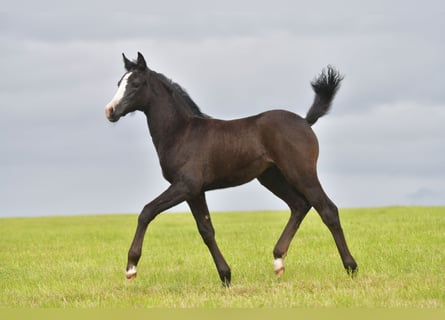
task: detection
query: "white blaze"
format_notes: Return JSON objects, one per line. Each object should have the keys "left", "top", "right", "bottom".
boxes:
{"left": 105, "top": 72, "right": 132, "bottom": 119}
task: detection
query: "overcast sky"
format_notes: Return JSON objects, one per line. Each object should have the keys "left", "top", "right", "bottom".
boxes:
{"left": 1, "top": 0, "right": 444, "bottom": 217}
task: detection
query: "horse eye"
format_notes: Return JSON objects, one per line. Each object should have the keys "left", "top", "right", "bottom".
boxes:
{"left": 131, "top": 81, "right": 142, "bottom": 88}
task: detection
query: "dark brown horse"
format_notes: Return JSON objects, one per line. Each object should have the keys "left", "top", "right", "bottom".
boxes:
{"left": 105, "top": 52, "right": 357, "bottom": 286}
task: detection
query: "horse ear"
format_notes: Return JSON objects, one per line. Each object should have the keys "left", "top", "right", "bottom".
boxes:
{"left": 136, "top": 52, "right": 148, "bottom": 71}
{"left": 122, "top": 53, "right": 135, "bottom": 71}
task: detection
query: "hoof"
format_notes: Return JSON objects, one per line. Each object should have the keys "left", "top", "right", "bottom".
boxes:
{"left": 275, "top": 267, "right": 285, "bottom": 278}
{"left": 126, "top": 266, "right": 137, "bottom": 281}
{"left": 126, "top": 272, "right": 137, "bottom": 281}
{"left": 219, "top": 270, "right": 231, "bottom": 288}
{"left": 222, "top": 279, "right": 231, "bottom": 288}
{"left": 346, "top": 266, "right": 358, "bottom": 278}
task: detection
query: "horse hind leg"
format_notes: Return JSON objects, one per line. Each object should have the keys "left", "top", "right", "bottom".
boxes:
{"left": 258, "top": 167, "right": 311, "bottom": 277}
{"left": 300, "top": 179, "right": 358, "bottom": 276}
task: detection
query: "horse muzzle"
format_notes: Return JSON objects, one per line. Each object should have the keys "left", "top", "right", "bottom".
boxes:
{"left": 105, "top": 102, "right": 119, "bottom": 122}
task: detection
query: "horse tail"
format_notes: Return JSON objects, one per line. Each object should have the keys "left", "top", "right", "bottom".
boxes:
{"left": 305, "top": 66, "right": 343, "bottom": 126}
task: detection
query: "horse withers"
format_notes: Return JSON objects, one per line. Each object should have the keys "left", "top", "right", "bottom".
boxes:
{"left": 105, "top": 52, "right": 358, "bottom": 286}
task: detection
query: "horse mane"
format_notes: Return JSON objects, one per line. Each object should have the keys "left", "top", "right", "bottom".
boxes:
{"left": 153, "top": 72, "right": 211, "bottom": 119}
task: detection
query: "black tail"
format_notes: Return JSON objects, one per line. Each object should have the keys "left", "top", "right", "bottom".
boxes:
{"left": 305, "top": 66, "right": 343, "bottom": 126}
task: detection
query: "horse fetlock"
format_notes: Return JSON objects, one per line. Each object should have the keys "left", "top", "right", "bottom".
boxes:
{"left": 219, "top": 269, "right": 231, "bottom": 287}
{"left": 274, "top": 258, "right": 285, "bottom": 277}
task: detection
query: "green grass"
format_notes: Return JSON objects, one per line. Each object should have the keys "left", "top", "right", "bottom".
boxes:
{"left": 0, "top": 207, "right": 444, "bottom": 308}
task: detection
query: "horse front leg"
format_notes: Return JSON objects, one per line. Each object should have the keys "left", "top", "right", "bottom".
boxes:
{"left": 187, "top": 193, "right": 231, "bottom": 287}
{"left": 126, "top": 183, "right": 190, "bottom": 280}
{"left": 258, "top": 167, "right": 311, "bottom": 277}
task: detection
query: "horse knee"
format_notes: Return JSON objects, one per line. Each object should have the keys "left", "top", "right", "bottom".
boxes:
{"left": 138, "top": 205, "right": 157, "bottom": 225}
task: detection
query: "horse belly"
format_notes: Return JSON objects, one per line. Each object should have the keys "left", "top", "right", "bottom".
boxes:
{"left": 204, "top": 147, "right": 271, "bottom": 190}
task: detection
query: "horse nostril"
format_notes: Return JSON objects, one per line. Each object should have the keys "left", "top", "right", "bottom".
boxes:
{"left": 105, "top": 104, "right": 116, "bottom": 121}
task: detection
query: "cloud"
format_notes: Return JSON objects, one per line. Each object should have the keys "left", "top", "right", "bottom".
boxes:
{"left": 317, "top": 102, "right": 445, "bottom": 176}
{"left": 1, "top": 0, "right": 444, "bottom": 216}
{"left": 406, "top": 187, "right": 443, "bottom": 206}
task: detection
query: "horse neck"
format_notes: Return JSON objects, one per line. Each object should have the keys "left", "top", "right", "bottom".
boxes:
{"left": 144, "top": 80, "right": 192, "bottom": 152}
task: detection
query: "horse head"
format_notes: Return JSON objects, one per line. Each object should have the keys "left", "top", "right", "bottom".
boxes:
{"left": 105, "top": 52, "right": 150, "bottom": 122}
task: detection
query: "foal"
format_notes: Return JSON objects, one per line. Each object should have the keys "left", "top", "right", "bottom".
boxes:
{"left": 105, "top": 52, "right": 357, "bottom": 286}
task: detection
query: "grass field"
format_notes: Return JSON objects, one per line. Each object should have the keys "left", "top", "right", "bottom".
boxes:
{"left": 0, "top": 207, "right": 444, "bottom": 308}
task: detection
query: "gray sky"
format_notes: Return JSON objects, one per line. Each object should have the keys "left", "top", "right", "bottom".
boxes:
{"left": 1, "top": 0, "right": 444, "bottom": 217}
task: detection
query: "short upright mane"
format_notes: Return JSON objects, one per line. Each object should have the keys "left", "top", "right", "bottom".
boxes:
{"left": 153, "top": 72, "right": 210, "bottom": 118}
